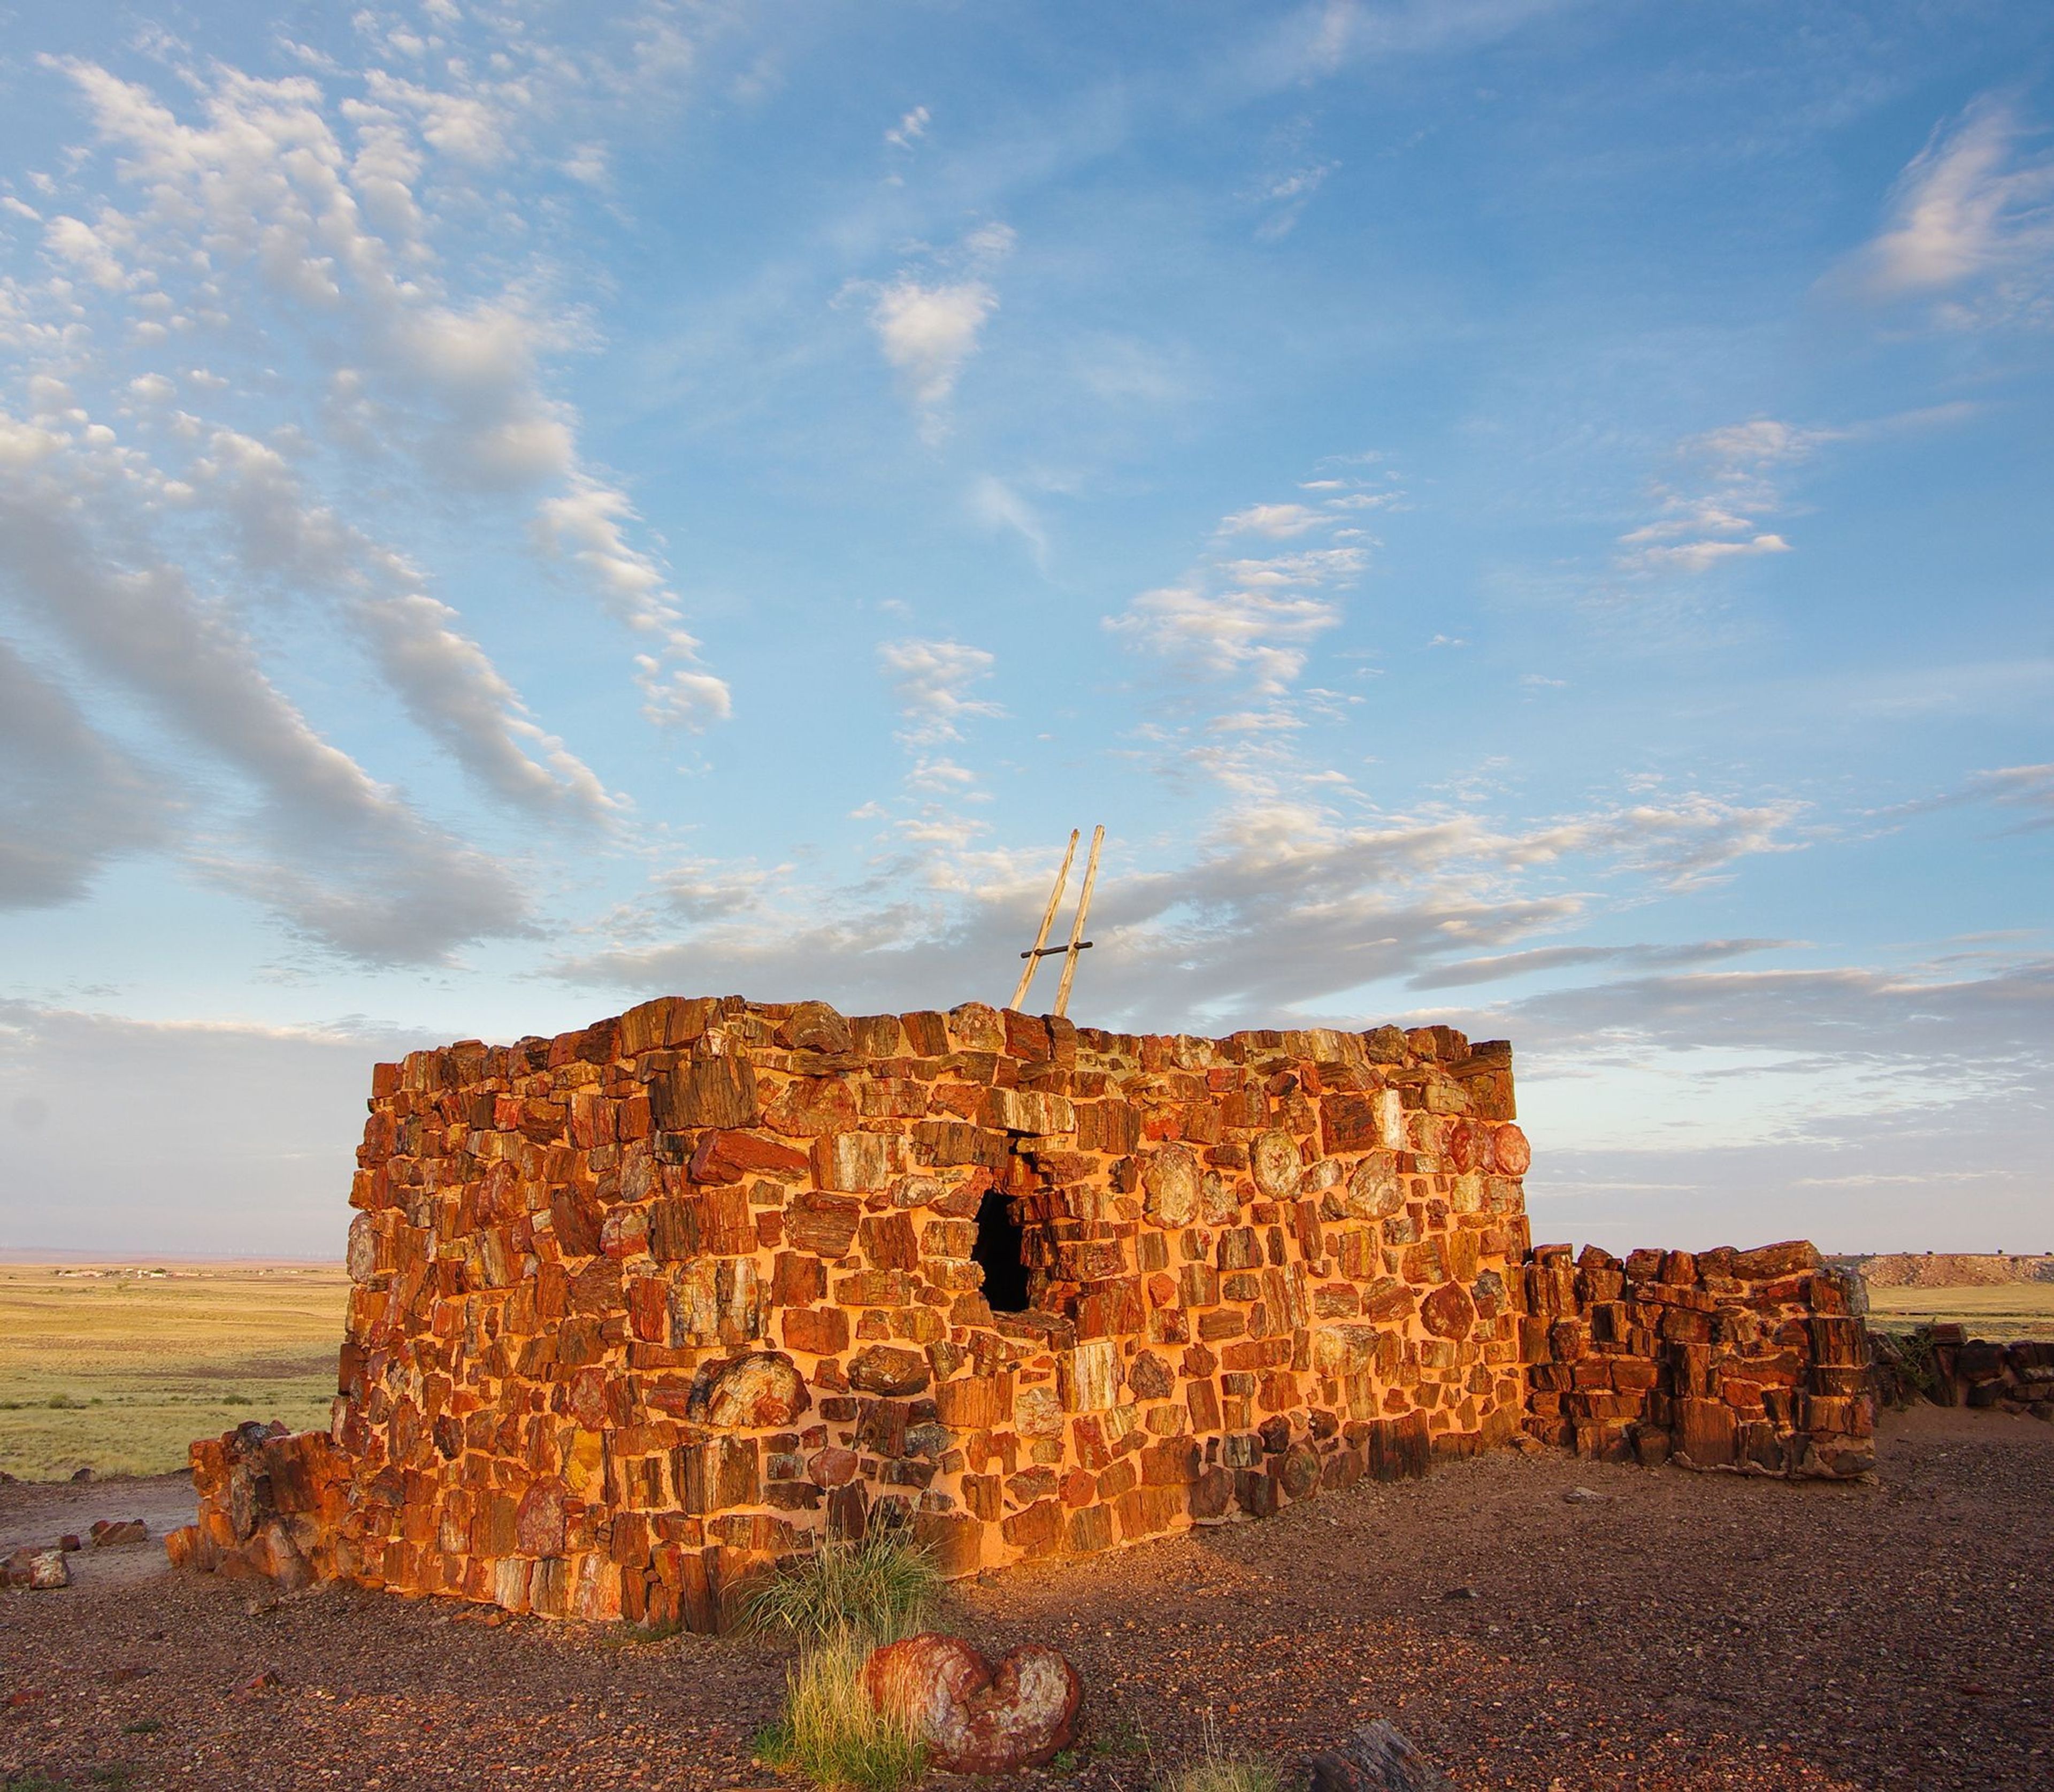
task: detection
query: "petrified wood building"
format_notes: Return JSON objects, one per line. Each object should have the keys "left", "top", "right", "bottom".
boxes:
{"left": 171, "top": 995, "right": 1874, "bottom": 1626}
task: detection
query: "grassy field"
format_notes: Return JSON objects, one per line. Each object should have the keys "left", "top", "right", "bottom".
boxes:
{"left": 1862, "top": 1280, "right": 2054, "bottom": 1341}
{"left": 0, "top": 1262, "right": 349, "bottom": 1481}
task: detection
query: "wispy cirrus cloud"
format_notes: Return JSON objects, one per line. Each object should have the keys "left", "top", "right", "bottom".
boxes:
{"left": 1408, "top": 937, "right": 1796, "bottom": 990}
{"left": 1878, "top": 763, "right": 2054, "bottom": 832}
{"left": 1837, "top": 94, "right": 2054, "bottom": 327}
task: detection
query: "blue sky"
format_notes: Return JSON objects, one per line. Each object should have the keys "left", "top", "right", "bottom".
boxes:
{"left": 1, "top": 1, "right": 2049, "bottom": 1258}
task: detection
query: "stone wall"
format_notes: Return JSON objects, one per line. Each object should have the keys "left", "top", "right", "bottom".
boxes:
{"left": 166, "top": 992, "right": 1876, "bottom": 1625}
{"left": 173, "top": 996, "right": 1535, "bottom": 1624}
{"left": 1520, "top": 1242, "right": 1875, "bottom": 1479}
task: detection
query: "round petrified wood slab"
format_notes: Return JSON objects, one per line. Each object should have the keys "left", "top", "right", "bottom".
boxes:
{"left": 863, "top": 1632, "right": 1081, "bottom": 1773}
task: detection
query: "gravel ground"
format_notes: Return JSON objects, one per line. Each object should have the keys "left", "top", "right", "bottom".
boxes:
{"left": 2, "top": 1404, "right": 2047, "bottom": 1791}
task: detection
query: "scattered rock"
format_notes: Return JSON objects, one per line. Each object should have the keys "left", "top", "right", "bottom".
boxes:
{"left": 90, "top": 1518, "right": 150, "bottom": 1548}
{"left": 58, "top": 1533, "right": 83, "bottom": 1552}
{"left": 69, "top": 1466, "right": 94, "bottom": 1483}
{"left": 235, "top": 1669, "right": 283, "bottom": 1699}
{"left": 1440, "top": 1586, "right": 1479, "bottom": 1601}
{"left": 1562, "top": 1486, "right": 1611, "bottom": 1504}
{"left": 3, "top": 1545, "right": 72, "bottom": 1590}
{"left": 1307, "top": 1720, "right": 1451, "bottom": 1792}
{"left": 864, "top": 1632, "right": 1081, "bottom": 1773}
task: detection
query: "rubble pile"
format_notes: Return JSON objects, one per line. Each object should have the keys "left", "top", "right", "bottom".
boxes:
{"left": 1882, "top": 1326, "right": 2054, "bottom": 1416}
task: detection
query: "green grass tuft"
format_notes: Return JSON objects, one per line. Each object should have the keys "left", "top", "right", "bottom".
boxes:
{"left": 741, "top": 1526, "right": 941, "bottom": 1649}
{"left": 755, "top": 1634, "right": 927, "bottom": 1792}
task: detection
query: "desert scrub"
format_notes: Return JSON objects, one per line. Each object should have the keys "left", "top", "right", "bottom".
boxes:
{"left": 741, "top": 1526, "right": 940, "bottom": 1647}
{"left": 754, "top": 1634, "right": 926, "bottom": 1792}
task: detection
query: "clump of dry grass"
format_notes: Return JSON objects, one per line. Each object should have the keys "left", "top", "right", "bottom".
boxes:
{"left": 753, "top": 1634, "right": 926, "bottom": 1792}
{"left": 741, "top": 1526, "right": 941, "bottom": 1648}
{"left": 747, "top": 1529, "right": 942, "bottom": 1792}
{"left": 1158, "top": 1710, "right": 1282, "bottom": 1792}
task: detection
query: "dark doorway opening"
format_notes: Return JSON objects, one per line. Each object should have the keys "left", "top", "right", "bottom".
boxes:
{"left": 972, "top": 1186, "right": 1031, "bottom": 1313}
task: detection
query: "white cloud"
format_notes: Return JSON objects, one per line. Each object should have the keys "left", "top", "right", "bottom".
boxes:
{"left": 550, "top": 784, "right": 1808, "bottom": 1037}
{"left": 885, "top": 105, "right": 930, "bottom": 148}
{"left": 1112, "top": 585, "right": 1343, "bottom": 699}
{"left": 871, "top": 280, "right": 998, "bottom": 415}
{"left": 187, "top": 425, "right": 618, "bottom": 817}
{"left": 1615, "top": 417, "right": 1838, "bottom": 577}
{"left": 562, "top": 142, "right": 609, "bottom": 186}
{"left": 534, "top": 479, "right": 732, "bottom": 728}
{"left": 1843, "top": 96, "right": 2054, "bottom": 321}
{"left": 864, "top": 224, "right": 1014, "bottom": 437}
{"left": 43, "top": 213, "right": 131, "bottom": 289}
{"left": 1110, "top": 484, "right": 1366, "bottom": 724}
{"left": 877, "top": 638, "right": 1003, "bottom": 747}
{"left": 41, "top": 50, "right": 729, "bottom": 735}
{"left": 1626, "top": 533, "right": 1791, "bottom": 573}
{"left": 1255, "top": 158, "right": 1338, "bottom": 239}
{"left": 0, "top": 416, "right": 62, "bottom": 469}
{"left": 1881, "top": 762, "right": 2054, "bottom": 832}
{"left": 355, "top": 594, "right": 620, "bottom": 816}
{"left": 1220, "top": 501, "right": 1325, "bottom": 538}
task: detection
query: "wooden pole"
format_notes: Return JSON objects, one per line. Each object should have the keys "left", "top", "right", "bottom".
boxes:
{"left": 1008, "top": 829, "right": 1079, "bottom": 1012}
{"left": 1052, "top": 824, "right": 1104, "bottom": 1019}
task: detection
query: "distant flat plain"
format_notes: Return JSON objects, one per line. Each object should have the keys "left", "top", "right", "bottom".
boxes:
{"left": 1, "top": 1260, "right": 2047, "bottom": 1483}
{"left": 1861, "top": 1281, "right": 2054, "bottom": 1341}
{"left": 0, "top": 1262, "right": 347, "bottom": 1480}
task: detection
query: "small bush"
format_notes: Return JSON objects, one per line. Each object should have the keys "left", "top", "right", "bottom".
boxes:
{"left": 755, "top": 1634, "right": 926, "bottom": 1792}
{"left": 742, "top": 1527, "right": 940, "bottom": 1648}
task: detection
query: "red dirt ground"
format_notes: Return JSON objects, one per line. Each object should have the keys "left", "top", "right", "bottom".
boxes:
{"left": 3, "top": 1403, "right": 2048, "bottom": 1790}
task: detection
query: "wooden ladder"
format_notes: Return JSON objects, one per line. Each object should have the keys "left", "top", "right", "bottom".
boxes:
{"left": 1008, "top": 825, "right": 1104, "bottom": 1018}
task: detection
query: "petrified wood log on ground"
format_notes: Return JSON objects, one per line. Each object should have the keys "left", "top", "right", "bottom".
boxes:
{"left": 1307, "top": 1720, "right": 1451, "bottom": 1792}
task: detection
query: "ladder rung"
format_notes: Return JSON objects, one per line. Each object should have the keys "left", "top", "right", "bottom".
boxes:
{"left": 1019, "top": 941, "right": 1093, "bottom": 959}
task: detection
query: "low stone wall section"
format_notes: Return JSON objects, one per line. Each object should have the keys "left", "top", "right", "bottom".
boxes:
{"left": 1521, "top": 1242, "right": 1874, "bottom": 1478}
